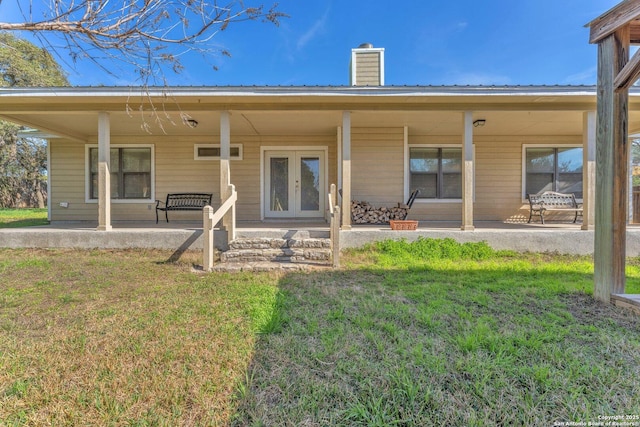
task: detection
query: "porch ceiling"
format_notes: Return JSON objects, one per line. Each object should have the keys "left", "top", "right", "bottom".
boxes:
{"left": 6, "top": 109, "right": 640, "bottom": 140}
{"left": 3, "top": 87, "right": 640, "bottom": 139}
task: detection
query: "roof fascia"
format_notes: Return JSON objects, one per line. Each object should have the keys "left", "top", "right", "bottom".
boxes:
{"left": 0, "top": 85, "right": 600, "bottom": 99}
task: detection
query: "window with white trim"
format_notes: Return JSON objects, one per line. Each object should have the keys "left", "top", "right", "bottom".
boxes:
{"left": 524, "top": 146, "right": 583, "bottom": 198}
{"left": 409, "top": 147, "right": 462, "bottom": 199}
{"left": 194, "top": 144, "right": 243, "bottom": 160}
{"left": 88, "top": 146, "right": 153, "bottom": 201}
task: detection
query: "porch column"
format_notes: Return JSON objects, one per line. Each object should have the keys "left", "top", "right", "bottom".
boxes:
{"left": 582, "top": 111, "right": 596, "bottom": 230}
{"left": 220, "top": 110, "right": 234, "bottom": 236}
{"left": 461, "top": 112, "right": 475, "bottom": 231}
{"left": 97, "top": 112, "right": 112, "bottom": 231}
{"left": 341, "top": 111, "right": 352, "bottom": 230}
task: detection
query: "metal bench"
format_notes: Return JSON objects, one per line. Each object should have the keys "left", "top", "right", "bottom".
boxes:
{"left": 527, "top": 191, "right": 583, "bottom": 224}
{"left": 155, "top": 193, "right": 212, "bottom": 223}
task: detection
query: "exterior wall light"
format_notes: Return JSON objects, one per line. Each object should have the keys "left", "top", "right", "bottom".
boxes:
{"left": 473, "top": 119, "right": 486, "bottom": 127}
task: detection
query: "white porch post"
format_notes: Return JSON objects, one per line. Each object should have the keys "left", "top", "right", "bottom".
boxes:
{"left": 220, "top": 110, "right": 235, "bottom": 240}
{"left": 582, "top": 111, "right": 596, "bottom": 230}
{"left": 341, "top": 111, "right": 352, "bottom": 230}
{"left": 97, "top": 112, "right": 112, "bottom": 231}
{"left": 461, "top": 111, "right": 475, "bottom": 231}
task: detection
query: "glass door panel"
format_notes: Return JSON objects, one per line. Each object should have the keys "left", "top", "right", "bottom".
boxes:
{"left": 298, "top": 156, "right": 320, "bottom": 212}
{"left": 270, "top": 157, "right": 290, "bottom": 212}
{"left": 265, "top": 150, "right": 325, "bottom": 218}
{"left": 265, "top": 154, "right": 294, "bottom": 217}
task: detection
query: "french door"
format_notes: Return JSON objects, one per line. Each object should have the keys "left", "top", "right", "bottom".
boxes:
{"left": 264, "top": 150, "right": 325, "bottom": 218}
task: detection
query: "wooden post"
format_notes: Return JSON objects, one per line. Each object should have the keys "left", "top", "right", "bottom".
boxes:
{"left": 582, "top": 111, "right": 596, "bottom": 230}
{"left": 595, "top": 27, "right": 629, "bottom": 302}
{"left": 220, "top": 110, "right": 233, "bottom": 242}
{"left": 97, "top": 112, "right": 112, "bottom": 231}
{"left": 329, "top": 183, "right": 340, "bottom": 268}
{"left": 461, "top": 111, "right": 475, "bottom": 231}
{"left": 203, "top": 205, "right": 214, "bottom": 271}
{"left": 341, "top": 111, "right": 352, "bottom": 230}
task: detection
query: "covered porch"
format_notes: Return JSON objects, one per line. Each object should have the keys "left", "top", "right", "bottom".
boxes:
{"left": 5, "top": 87, "right": 640, "bottom": 232}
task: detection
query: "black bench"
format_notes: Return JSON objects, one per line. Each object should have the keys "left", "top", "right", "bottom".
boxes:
{"left": 527, "top": 191, "right": 583, "bottom": 224}
{"left": 155, "top": 193, "right": 212, "bottom": 223}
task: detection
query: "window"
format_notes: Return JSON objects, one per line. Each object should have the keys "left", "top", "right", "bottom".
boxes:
{"left": 88, "top": 146, "right": 153, "bottom": 201}
{"left": 409, "top": 147, "right": 462, "bottom": 199}
{"left": 194, "top": 144, "right": 243, "bottom": 160}
{"left": 524, "top": 146, "right": 583, "bottom": 198}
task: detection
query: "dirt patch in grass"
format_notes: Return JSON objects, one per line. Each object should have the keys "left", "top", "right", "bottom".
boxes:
{"left": 562, "top": 292, "right": 640, "bottom": 329}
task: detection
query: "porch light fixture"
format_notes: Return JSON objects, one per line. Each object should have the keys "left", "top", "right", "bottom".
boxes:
{"left": 186, "top": 118, "right": 199, "bottom": 128}
{"left": 473, "top": 119, "right": 486, "bottom": 127}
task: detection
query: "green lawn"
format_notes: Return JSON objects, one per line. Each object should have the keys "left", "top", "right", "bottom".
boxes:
{"left": 0, "top": 208, "right": 48, "bottom": 228}
{"left": 1, "top": 240, "right": 640, "bottom": 426}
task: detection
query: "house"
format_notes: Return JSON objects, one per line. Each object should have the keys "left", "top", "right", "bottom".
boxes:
{"left": 2, "top": 44, "right": 640, "bottom": 236}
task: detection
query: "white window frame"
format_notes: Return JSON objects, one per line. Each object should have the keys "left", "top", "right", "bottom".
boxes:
{"left": 406, "top": 144, "right": 475, "bottom": 204}
{"left": 85, "top": 144, "right": 155, "bottom": 204}
{"left": 194, "top": 144, "right": 243, "bottom": 160}
{"left": 521, "top": 144, "right": 583, "bottom": 202}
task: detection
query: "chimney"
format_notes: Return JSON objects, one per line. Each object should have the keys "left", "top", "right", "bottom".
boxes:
{"left": 350, "top": 43, "right": 385, "bottom": 86}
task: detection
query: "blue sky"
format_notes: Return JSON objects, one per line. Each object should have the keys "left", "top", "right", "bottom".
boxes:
{"left": 1, "top": 0, "right": 624, "bottom": 86}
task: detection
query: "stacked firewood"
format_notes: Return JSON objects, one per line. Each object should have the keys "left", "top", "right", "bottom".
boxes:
{"left": 351, "top": 200, "right": 409, "bottom": 224}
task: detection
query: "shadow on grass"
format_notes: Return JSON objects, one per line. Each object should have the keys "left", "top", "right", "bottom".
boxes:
{"left": 230, "top": 264, "right": 640, "bottom": 426}
{"left": 0, "top": 219, "right": 49, "bottom": 228}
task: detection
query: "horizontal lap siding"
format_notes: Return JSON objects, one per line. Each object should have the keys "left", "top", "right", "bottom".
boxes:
{"left": 50, "top": 140, "right": 96, "bottom": 221}
{"left": 474, "top": 143, "right": 523, "bottom": 221}
{"left": 406, "top": 135, "right": 461, "bottom": 221}
{"left": 49, "top": 130, "right": 582, "bottom": 223}
{"left": 355, "top": 53, "right": 381, "bottom": 86}
{"left": 50, "top": 134, "right": 337, "bottom": 222}
{"left": 155, "top": 137, "right": 218, "bottom": 222}
{"left": 247, "top": 135, "right": 337, "bottom": 220}
{"left": 405, "top": 135, "right": 583, "bottom": 222}
{"left": 474, "top": 137, "right": 582, "bottom": 221}
{"left": 352, "top": 128, "right": 404, "bottom": 206}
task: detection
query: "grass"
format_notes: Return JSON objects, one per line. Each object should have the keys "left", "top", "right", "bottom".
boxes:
{"left": 1, "top": 240, "right": 640, "bottom": 425}
{"left": 0, "top": 208, "right": 48, "bottom": 228}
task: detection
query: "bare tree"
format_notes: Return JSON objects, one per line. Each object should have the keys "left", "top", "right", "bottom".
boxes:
{"left": 0, "top": 0, "right": 285, "bottom": 84}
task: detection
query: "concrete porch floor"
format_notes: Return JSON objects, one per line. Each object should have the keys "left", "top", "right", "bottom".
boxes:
{"left": 3, "top": 220, "right": 640, "bottom": 256}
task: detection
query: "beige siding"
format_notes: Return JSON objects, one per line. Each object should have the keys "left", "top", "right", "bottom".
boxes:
{"left": 352, "top": 127, "right": 404, "bottom": 206}
{"left": 50, "top": 125, "right": 583, "bottom": 224}
{"left": 405, "top": 135, "right": 461, "bottom": 221}
{"left": 50, "top": 139, "right": 96, "bottom": 221}
{"left": 405, "top": 135, "right": 583, "bottom": 222}
{"left": 233, "top": 135, "right": 337, "bottom": 220}
{"left": 474, "top": 136, "right": 582, "bottom": 221}
{"left": 354, "top": 52, "right": 381, "bottom": 86}
{"left": 50, "top": 134, "right": 337, "bottom": 222}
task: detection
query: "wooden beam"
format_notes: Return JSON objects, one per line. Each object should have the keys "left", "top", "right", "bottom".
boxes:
{"left": 615, "top": 47, "right": 640, "bottom": 91}
{"left": 594, "top": 27, "right": 630, "bottom": 303}
{"left": 588, "top": 1, "right": 640, "bottom": 44}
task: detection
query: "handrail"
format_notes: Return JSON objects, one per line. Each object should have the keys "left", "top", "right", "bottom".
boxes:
{"left": 203, "top": 184, "right": 237, "bottom": 271}
{"left": 328, "top": 183, "right": 341, "bottom": 268}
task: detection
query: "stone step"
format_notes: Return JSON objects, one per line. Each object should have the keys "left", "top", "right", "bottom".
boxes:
{"left": 221, "top": 237, "right": 332, "bottom": 264}
{"left": 221, "top": 248, "right": 331, "bottom": 263}
{"left": 228, "top": 237, "right": 330, "bottom": 251}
